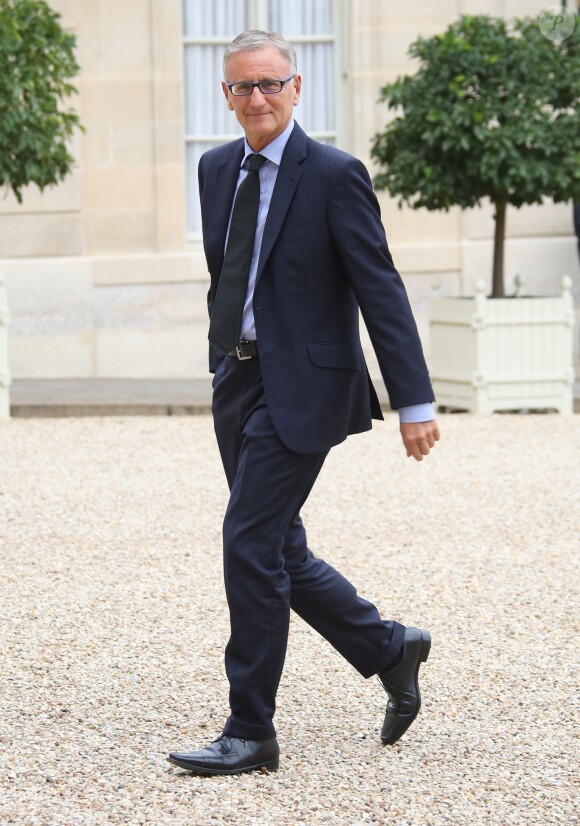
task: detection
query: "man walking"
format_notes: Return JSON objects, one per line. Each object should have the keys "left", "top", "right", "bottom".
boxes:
{"left": 168, "top": 31, "right": 439, "bottom": 776}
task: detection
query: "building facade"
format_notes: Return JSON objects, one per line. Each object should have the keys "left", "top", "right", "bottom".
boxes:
{"left": 2, "top": 0, "right": 578, "bottom": 382}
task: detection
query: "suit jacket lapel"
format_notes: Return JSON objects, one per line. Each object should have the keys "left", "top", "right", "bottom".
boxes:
{"left": 206, "top": 139, "right": 244, "bottom": 275}
{"left": 256, "top": 122, "right": 307, "bottom": 282}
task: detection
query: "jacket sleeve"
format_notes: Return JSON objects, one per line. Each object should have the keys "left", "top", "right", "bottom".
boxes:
{"left": 198, "top": 152, "right": 220, "bottom": 374}
{"left": 327, "top": 156, "right": 434, "bottom": 409}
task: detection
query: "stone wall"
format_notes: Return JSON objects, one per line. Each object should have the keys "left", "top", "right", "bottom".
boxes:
{"left": 2, "top": 0, "right": 578, "bottom": 380}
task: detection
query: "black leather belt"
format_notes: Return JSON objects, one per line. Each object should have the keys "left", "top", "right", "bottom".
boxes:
{"left": 227, "top": 340, "right": 258, "bottom": 360}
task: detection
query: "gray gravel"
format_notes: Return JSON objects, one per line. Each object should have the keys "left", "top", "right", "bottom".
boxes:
{"left": 1, "top": 414, "right": 578, "bottom": 826}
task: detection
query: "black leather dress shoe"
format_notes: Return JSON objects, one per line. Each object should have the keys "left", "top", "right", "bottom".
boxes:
{"left": 167, "top": 735, "right": 279, "bottom": 776}
{"left": 378, "top": 626, "right": 431, "bottom": 745}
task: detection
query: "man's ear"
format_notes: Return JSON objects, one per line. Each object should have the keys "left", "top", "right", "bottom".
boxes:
{"left": 222, "top": 81, "right": 234, "bottom": 111}
{"left": 292, "top": 74, "right": 302, "bottom": 107}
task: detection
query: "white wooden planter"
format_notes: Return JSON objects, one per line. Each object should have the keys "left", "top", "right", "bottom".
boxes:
{"left": 429, "top": 276, "right": 574, "bottom": 414}
{"left": 0, "top": 272, "right": 11, "bottom": 418}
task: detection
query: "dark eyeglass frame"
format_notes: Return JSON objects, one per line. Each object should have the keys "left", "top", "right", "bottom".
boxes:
{"left": 226, "top": 74, "right": 296, "bottom": 97}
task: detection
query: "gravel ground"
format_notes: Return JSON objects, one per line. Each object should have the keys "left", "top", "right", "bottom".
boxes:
{"left": 1, "top": 414, "right": 578, "bottom": 826}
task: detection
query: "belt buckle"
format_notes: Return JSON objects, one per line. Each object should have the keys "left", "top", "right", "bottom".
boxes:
{"left": 235, "top": 341, "right": 252, "bottom": 361}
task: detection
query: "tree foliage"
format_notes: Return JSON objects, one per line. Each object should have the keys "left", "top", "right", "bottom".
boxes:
{"left": 370, "top": 15, "right": 580, "bottom": 296}
{"left": 0, "top": 0, "right": 82, "bottom": 203}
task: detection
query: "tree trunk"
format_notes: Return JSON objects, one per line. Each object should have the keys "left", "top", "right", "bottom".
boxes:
{"left": 492, "top": 200, "right": 507, "bottom": 298}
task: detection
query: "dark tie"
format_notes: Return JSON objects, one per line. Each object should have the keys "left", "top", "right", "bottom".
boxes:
{"left": 208, "top": 153, "right": 266, "bottom": 355}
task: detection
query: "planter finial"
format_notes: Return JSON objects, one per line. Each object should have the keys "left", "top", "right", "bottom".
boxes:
{"left": 561, "top": 275, "right": 572, "bottom": 294}
{"left": 475, "top": 279, "right": 486, "bottom": 295}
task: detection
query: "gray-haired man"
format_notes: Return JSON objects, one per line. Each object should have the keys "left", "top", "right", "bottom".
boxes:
{"left": 168, "top": 31, "right": 438, "bottom": 776}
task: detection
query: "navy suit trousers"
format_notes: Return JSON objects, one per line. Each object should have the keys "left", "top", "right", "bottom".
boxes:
{"left": 212, "top": 356, "right": 405, "bottom": 740}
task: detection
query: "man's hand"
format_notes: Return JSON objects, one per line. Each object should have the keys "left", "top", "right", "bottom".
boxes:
{"left": 400, "top": 420, "right": 440, "bottom": 461}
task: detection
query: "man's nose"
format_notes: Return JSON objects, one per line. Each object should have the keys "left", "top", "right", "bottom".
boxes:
{"left": 249, "top": 85, "right": 267, "bottom": 101}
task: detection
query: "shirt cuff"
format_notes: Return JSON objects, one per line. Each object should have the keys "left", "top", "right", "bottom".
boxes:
{"left": 398, "top": 403, "right": 436, "bottom": 424}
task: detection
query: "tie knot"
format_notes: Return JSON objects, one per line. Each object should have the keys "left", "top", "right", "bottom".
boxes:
{"left": 247, "top": 153, "right": 266, "bottom": 172}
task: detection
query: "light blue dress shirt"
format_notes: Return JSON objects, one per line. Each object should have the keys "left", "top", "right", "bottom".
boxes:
{"left": 227, "top": 119, "right": 434, "bottom": 424}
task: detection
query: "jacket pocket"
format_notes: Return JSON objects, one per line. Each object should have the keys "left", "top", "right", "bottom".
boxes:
{"left": 306, "top": 342, "right": 361, "bottom": 371}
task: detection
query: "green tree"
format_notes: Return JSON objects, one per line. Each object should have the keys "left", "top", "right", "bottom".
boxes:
{"left": 370, "top": 15, "right": 580, "bottom": 297}
{"left": 0, "top": 0, "right": 82, "bottom": 204}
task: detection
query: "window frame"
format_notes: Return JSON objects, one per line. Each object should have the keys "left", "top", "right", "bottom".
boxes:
{"left": 183, "top": 0, "right": 346, "bottom": 244}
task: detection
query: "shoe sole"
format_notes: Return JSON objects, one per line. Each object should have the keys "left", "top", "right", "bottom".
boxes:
{"left": 166, "top": 756, "right": 279, "bottom": 775}
{"left": 381, "top": 629, "right": 431, "bottom": 746}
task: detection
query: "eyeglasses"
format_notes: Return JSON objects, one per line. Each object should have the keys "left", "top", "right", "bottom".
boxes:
{"left": 226, "top": 75, "right": 295, "bottom": 97}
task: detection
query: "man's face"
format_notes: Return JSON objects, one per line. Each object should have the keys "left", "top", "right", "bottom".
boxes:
{"left": 222, "top": 46, "right": 301, "bottom": 151}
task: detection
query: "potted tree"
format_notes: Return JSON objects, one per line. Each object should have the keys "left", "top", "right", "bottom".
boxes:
{"left": 371, "top": 14, "right": 579, "bottom": 413}
{"left": 0, "top": 0, "right": 81, "bottom": 416}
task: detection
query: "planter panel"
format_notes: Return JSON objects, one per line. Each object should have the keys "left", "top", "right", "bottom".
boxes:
{"left": 429, "top": 279, "right": 574, "bottom": 414}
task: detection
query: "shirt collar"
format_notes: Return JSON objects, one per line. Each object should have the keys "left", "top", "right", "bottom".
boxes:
{"left": 242, "top": 119, "right": 295, "bottom": 168}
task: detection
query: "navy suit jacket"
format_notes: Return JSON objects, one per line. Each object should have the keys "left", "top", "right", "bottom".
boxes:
{"left": 198, "top": 122, "right": 434, "bottom": 454}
